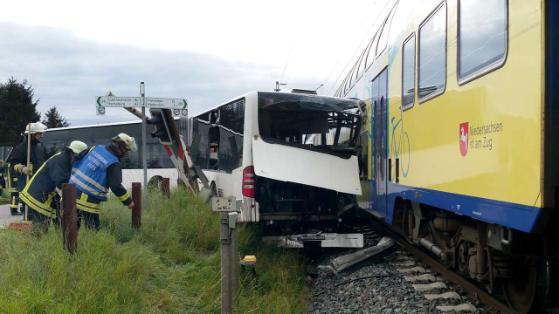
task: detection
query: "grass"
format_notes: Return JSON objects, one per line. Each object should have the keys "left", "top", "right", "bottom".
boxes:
{"left": 0, "top": 189, "right": 308, "bottom": 313}
{"left": 0, "top": 189, "right": 9, "bottom": 205}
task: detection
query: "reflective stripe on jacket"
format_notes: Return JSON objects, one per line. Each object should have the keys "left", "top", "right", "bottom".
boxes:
{"left": 19, "top": 152, "right": 66, "bottom": 219}
{"left": 76, "top": 191, "right": 102, "bottom": 214}
{"left": 69, "top": 145, "right": 118, "bottom": 201}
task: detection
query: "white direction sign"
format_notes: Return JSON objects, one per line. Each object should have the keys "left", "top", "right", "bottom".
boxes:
{"left": 96, "top": 96, "right": 188, "bottom": 115}
{"left": 145, "top": 97, "right": 188, "bottom": 109}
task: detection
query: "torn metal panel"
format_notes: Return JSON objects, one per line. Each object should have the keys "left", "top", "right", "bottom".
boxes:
{"left": 252, "top": 136, "right": 362, "bottom": 195}
{"left": 330, "top": 237, "right": 395, "bottom": 273}
{"left": 262, "top": 233, "right": 364, "bottom": 249}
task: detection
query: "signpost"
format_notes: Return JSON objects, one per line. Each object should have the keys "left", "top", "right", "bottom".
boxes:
{"left": 96, "top": 83, "right": 188, "bottom": 188}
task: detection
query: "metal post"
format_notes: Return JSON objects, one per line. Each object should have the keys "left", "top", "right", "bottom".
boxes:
{"left": 140, "top": 82, "right": 147, "bottom": 189}
{"left": 220, "top": 212, "right": 232, "bottom": 314}
{"left": 230, "top": 227, "right": 239, "bottom": 306}
{"left": 62, "top": 183, "right": 77, "bottom": 254}
{"left": 161, "top": 177, "right": 170, "bottom": 199}
{"left": 132, "top": 182, "right": 142, "bottom": 229}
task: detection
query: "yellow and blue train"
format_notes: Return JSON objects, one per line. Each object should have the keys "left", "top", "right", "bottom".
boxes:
{"left": 336, "top": 0, "right": 558, "bottom": 312}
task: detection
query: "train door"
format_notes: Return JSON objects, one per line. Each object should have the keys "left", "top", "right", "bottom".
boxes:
{"left": 371, "top": 68, "right": 388, "bottom": 217}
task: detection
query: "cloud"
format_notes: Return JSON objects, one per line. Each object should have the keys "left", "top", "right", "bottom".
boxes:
{"left": 0, "top": 22, "right": 320, "bottom": 125}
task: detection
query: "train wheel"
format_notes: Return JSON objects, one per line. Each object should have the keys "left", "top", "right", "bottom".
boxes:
{"left": 504, "top": 257, "right": 550, "bottom": 313}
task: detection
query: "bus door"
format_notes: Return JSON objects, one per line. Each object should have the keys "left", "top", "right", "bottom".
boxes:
{"left": 371, "top": 68, "right": 388, "bottom": 218}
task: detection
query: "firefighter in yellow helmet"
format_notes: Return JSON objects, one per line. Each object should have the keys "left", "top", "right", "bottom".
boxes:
{"left": 69, "top": 133, "right": 136, "bottom": 230}
{"left": 6, "top": 122, "right": 48, "bottom": 216}
{"left": 20, "top": 140, "right": 88, "bottom": 229}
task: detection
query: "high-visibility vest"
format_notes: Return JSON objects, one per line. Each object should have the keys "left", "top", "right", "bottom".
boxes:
{"left": 69, "top": 145, "right": 118, "bottom": 201}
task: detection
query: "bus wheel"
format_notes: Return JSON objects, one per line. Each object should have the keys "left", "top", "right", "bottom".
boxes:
{"left": 147, "top": 175, "right": 163, "bottom": 190}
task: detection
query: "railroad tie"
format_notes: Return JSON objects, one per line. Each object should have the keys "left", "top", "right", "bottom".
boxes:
{"left": 436, "top": 303, "right": 477, "bottom": 313}
{"left": 423, "top": 291, "right": 461, "bottom": 301}
{"left": 412, "top": 281, "right": 447, "bottom": 292}
{"left": 404, "top": 273, "right": 437, "bottom": 282}
{"left": 397, "top": 266, "right": 426, "bottom": 274}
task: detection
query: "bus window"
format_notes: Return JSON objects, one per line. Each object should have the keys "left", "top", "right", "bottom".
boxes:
{"left": 218, "top": 99, "right": 244, "bottom": 173}
{"left": 418, "top": 2, "right": 447, "bottom": 102}
{"left": 190, "top": 119, "right": 210, "bottom": 169}
{"left": 258, "top": 92, "right": 360, "bottom": 156}
{"left": 458, "top": 0, "right": 507, "bottom": 83}
{"left": 402, "top": 34, "right": 416, "bottom": 109}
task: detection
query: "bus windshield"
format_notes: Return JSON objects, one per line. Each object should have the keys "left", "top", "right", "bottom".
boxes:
{"left": 258, "top": 92, "right": 361, "bottom": 156}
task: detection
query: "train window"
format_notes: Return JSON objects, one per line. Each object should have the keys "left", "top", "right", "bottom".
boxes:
{"left": 402, "top": 34, "right": 416, "bottom": 110}
{"left": 364, "top": 35, "right": 377, "bottom": 69}
{"left": 418, "top": 2, "right": 447, "bottom": 102}
{"left": 458, "top": 0, "right": 507, "bottom": 83}
{"left": 376, "top": 19, "right": 389, "bottom": 56}
{"left": 354, "top": 50, "right": 367, "bottom": 82}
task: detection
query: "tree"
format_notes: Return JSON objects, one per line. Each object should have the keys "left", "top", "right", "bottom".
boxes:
{"left": 0, "top": 78, "right": 41, "bottom": 146}
{"left": 42, "top": 106, "right": 69, "bottom": 128}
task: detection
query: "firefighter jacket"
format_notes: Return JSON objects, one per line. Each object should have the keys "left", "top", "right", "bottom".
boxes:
{"left": 20, "top": 148, "right": 74, "bottom": 218}
{"left": 69, "top": 145, "right": 131, "bottom": 214}
{"left": 7, "top": 137, "right": 48, "bottom": 191}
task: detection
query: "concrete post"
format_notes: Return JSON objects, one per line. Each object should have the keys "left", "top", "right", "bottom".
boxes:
{"left": 132, "top": 182, "right": 142, "bottom": 229}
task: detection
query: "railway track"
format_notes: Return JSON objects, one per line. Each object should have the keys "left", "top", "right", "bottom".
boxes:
{"left": 308, "top": 218, "right": 512, "bottom": 313}
{"left": 366, "top": 219, "right": 512, "bottom": 313}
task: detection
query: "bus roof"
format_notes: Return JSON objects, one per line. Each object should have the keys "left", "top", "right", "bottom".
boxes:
{"left": 191, "top": 91, "right": 359, "bottom": 117}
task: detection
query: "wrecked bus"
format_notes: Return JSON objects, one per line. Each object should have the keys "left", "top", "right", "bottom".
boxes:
{"left": 188, "top": 91, "right": 362, "bottom": 224}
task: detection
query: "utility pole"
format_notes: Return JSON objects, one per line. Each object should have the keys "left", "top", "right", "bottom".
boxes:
{"left": 140, "top": 82, "right": 147, "bottom": 189}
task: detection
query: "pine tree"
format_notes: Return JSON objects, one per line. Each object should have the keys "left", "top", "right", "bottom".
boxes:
{"left": 42, "top": 106, "right": 70, "bottom": 128}
{"left": 0, "top": 78, "right": 41, "bottom": 146}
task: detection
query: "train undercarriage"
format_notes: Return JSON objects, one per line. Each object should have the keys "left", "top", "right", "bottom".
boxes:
{"left": 391, "top": 199, "right": 559, "bottom": 313}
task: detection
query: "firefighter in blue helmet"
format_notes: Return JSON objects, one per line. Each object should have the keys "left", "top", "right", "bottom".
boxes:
{"left": 6, "top": 122, "right": 48, "bottom": 216}
{"left": 69, "top": 133, "right": 136, "bottom": 230}
{"left": 20, "top": 140, "right": 89, "bottom": 229}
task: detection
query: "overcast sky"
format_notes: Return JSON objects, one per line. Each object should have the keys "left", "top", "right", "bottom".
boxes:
{"left": 0, "top": 0, "right": 390, "bottom": 125}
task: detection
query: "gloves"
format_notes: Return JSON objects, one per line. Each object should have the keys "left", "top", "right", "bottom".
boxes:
{"left": 22, "top": 166, "right": 33, "bottom": 176}
{"left": 13, "top": 164, "right": 24, "bottom": 173}
{"left": 14, "top": 164, "right": 33, "bottom": 176}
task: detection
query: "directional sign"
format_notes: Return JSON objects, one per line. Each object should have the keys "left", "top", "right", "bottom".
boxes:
{"left": 97, "top": 96, "right": 142, "bottom": 108}
{"left": 144, "top": 97, "right": 188, "bottom": 109}
{"left": 96, "top": 96, "right": 187, "bottom": 115}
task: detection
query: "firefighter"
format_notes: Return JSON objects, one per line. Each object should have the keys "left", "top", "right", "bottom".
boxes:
{"left": 69, "top": 133, "right": 136, "bottom": 230}
{"left": 6, "top": 122, "right": 48, "bottom": 216}
{"left": 19, "top": 141, "right": 88, "bottom": 229}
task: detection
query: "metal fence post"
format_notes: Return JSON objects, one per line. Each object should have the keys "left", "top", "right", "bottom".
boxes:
{"left": 62, "top": 183, "right": 77, "bottom": 254}
{"left": 132, "top": 182, "right": 142, "bottom": 229}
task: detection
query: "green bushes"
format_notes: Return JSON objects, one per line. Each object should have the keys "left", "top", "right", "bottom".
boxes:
{"left": 0, "top": 189, "right": 308, "bottom": 313}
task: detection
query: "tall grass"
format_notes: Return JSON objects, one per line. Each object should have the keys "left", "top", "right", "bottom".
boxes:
{"left": 0, "top": 189, "right": 308, "bottom": 313}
